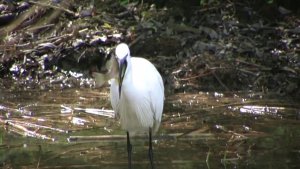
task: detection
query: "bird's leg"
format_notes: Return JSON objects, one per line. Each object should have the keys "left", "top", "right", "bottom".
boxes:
{"left": 148, "top": 128, "right": 155, "bottom": 169}
{"left": 127, "top": 131, "right": 132, "bottom": 169}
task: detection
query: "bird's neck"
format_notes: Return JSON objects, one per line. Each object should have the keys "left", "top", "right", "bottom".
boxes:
{"left": 123, "top": 58, "right": 133, "bottom": 85}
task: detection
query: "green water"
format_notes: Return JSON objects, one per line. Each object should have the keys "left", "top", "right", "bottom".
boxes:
{"left": 0, "top": 85, "right": 299, "bottom": 169}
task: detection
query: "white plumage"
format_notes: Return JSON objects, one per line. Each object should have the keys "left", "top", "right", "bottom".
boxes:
{"left": 93, "top": 43, "right": 164, "bottom": 169}
{"left": 110, "top": 50, "right": 164, "bottom": 133}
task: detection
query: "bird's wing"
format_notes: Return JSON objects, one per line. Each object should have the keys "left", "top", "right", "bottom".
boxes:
{"left": 149, "top": 71, "right": 164, "bottom": 133}
{"left": 131, "top": 57, "right": 164, "bottom": 132}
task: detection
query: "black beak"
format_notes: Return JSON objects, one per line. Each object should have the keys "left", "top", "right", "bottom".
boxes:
{"left": 118, "top": 57, "right": 127, "bottom": 98}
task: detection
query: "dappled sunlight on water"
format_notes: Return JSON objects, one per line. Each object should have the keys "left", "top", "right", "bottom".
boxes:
{"left": 0, "top": 86, "right": 299, "bottom": 169}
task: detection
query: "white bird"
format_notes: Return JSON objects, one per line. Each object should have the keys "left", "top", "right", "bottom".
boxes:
{"left": 93, "top": 43, "right": 164, "bottom": 169}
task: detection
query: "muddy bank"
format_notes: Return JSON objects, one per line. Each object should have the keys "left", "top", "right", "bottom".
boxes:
{"left": 0, "top": 0, "right": 299, "bottom": 98}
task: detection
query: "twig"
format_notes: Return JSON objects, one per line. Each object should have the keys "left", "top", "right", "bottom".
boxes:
{"left": 26, "top": 23, "right": 55, "bottom": 32}
{"left": 206, "top": 64, "right": 230, "bottom": 91}
{"left": 206, "top": 149, "right": 211, "bottom": 169}
{"left": 74, "top": 107, "right": 115, "bottom": 118}
{"left": 235, "top": 58, "right": 271, "bottom": 70}
{"left": 5, "top": 120, "right": 55, "bottom": 141}
{"left": 177, "top": 72, "right": 212, "bottom": 81}
{"left": 238, "top": 68, "right": 259, "bottom": 76}
{"left": 5, "top": 120, "right": 67, "bottom": 133}
{"left": 129, "top": 34, "right": 144, "bottom": 47}
{"left": 28, "top": 0, "right": 75, "bottom": 16}
{"left": 0, "top": 105, "right": 32, "bottom": 117}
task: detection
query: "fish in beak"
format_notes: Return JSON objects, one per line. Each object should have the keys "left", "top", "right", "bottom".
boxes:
{"left": 91, "top": 55, "right": 119, "bottom": 88}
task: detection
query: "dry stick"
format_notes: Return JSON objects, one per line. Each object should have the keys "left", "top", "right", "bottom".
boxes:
{"left": 237, "top": 58, "right": 298, "bottom": 75}
{"left": 36, "top": 145, "right": 42, "bottom": 169}
{"left": 206, "top": 64, "right": 230, "bottom": 91}
{"left": 0, "top": 5, "right": 42, "bottom": 36}
{"left": 26, "top": 23, "right": 55, "bottom": 32}
{"left": 6, "top": 121, "right": 54, "bottom": 141}
{"left": 238, "top": 68, "right": 259, "bottom": 76}
{"left": 129, "top": 34, "right": 144, "bottom": 47}
{"left": 206, "top": 149, "right": 211, "bottom": 169}
{"left": 235, "top": 58, "right": 271, "bottom": 70}
{"left": 178, "top": 125, "right": 210, "bottom": 134}
{"left": 28, "top": 0, "right": 75, "bottom": 16}
{"left": 34, "top": 33, "right": 72, "bottom": 44}
{"left": 178, "top": 72, "right": 212, "bottom": 81}
{"left": 27, "top": 1, "right": 72, "bottom": 35}
{"left": 5, "top": 120, "right": 67, "bottom": 133}
{"left": 74, "top": 107, "right": 115, "bottom": 118}
{"left": 0, "top": 105, "right": 32, "bottom": 117}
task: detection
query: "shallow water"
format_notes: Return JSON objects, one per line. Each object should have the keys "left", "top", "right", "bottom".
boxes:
{"left": 0, "top": 84, "right": 299, "bottom": 169}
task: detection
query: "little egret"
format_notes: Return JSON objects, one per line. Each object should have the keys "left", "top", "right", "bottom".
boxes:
{"left": 93, "top": 43, "right": 164, "bottom": 169}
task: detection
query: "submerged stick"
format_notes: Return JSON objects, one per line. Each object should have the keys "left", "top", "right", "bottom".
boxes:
{"left": 68, "top": 133, "right": 182, "bottom": 142}
{"left": 5, "top": 120, "right": 55, "bottom": 141}
{"left": 5, "top": 120, "right": 67, "bottom": 133}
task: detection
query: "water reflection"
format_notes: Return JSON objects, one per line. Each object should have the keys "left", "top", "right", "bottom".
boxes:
{"left": 0, "top": 86, "right": 299, "bottom": 169}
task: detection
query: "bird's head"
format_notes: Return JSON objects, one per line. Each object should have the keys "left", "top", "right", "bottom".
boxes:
{"left": 115, "top": 43, "right": 130, "bottom": 98}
